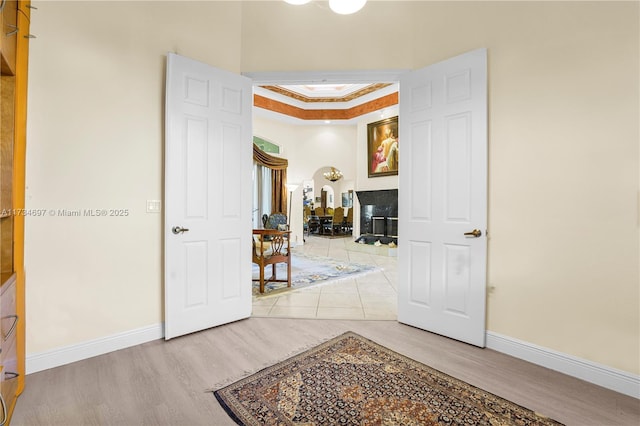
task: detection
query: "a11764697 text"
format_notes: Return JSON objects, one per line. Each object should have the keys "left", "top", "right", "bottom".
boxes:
{"left": 0, "top": 208, "right": 130, "bottom": 217}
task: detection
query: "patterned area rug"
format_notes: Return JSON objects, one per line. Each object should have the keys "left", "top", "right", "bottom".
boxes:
{"left": 214, "top": 332, "right": 564, "bottom": 425}
{"left": 252, "top": 252, "right": 379, "bottom": 297}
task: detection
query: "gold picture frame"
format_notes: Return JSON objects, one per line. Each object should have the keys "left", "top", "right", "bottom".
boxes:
{"left": 367, "top": 116, "right": 399, "bottom": 178}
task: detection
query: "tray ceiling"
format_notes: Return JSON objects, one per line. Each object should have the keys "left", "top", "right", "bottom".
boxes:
{"left": 255, "top": 82, "right": 398, "bottom": 123}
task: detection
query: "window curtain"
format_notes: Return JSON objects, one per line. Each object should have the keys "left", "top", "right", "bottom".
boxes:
{"left": 253, "top": 144, "right": 288, "bottom": 215}
{"left": 253, "top": 164, "right": 272, "bottom": 227}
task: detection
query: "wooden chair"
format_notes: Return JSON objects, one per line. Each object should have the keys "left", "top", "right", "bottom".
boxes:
{"left": 252, "top": 229, "right": 291, "bottom": 293}
{"left": 343, "top": 207, "right": 353, "bottom": 234}
{"left": 308, "top": 214, "right": 320, "bottom": 234}
{"left": 322, "top": 206, "right": 344, "bottom": 235}
{"left": 332, "top": 206, "right": 345, "bottom": 235}
{"left": 303, "top": 206, "right": 312, "bottom": 239}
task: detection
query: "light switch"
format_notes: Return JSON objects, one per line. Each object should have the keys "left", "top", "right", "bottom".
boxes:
{"left": 146, "top": 200, "right": 161, "bottom": 213}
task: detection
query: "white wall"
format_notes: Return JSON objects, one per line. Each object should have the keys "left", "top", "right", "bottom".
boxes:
{"left": 410, "top": 0, "right": 640, "bottom": 373}
{"left": 254, "top": 116, "right": 359, "bottom": 243}
{"left": 254, "top": 103, "right": 401, "bottom": 243}
{"left": 25, "top": 1, "right": 638, "bottom": 376}
{"left": 25, "top": 1, "right": 243, "bottom": 352}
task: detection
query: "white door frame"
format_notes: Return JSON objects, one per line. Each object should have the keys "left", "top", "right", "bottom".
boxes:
{"left": 244, "top": 70, "right": 409, "bottom": 86}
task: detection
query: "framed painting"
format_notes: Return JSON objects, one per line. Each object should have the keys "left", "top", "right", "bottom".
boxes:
{"left": 367, "top": 116, "right": 399, "bottom": 178}
{"left": 342, "top": 190, "right": 353, "bottom": 208}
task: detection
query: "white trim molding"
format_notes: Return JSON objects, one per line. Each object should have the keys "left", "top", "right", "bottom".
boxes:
{"left": 26, "top": 323, "right": 164, "bottom": 374}
{"left": 486, "top": 331, "right": 640, "bottom": 399}
{"left": 243, "top": 69, "right": 409, "bottom": 85}
{"left": 25, "top": 324, "right": 639, "bottom": 400}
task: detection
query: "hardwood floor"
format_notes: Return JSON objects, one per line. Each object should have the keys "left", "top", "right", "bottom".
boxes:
{"left": 12, "top": 317, "right": 639, "bottom": 425}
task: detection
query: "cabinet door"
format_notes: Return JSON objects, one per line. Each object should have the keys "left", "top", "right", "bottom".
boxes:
{"left": 0, "top": 275, "right": 17, "bottom": 422}
{"left": 0, "top": 0, "right": 18, "bottom": 76}
{"left": 16, "top": 0, "right": 29, "bottom": 21}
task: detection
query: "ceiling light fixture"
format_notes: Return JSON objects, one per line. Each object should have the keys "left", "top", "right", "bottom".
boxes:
{"left": 329, "top": 0, "right": 367, "bottom": 15}
{"left": 323, "top": 167, "right": 343, "bottom": 182}
{"left": 284, "top": 0, "right": 367, "bottom": 15}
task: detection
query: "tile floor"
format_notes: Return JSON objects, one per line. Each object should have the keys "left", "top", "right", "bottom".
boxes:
{"left": 252, "top": 235, "right": 398, "bottom": 320}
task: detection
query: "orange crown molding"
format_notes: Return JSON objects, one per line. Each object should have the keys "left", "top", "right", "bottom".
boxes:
{"left": 260, "top": 83, "right": 392, "bottom": 103}
{"left": 254, "top": 92, "right": 398, "bottom": 121}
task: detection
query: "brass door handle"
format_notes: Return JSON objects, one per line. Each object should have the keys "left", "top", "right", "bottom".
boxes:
{"left": 464, "top": 229, "right": 482, "bottom": 238}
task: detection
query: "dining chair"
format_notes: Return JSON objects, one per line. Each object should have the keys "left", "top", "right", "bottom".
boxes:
{"left": 252, "top": 229, "right": 291, "bottom": 293}
{"left": 343, "top": 207, "right": 353, "bottom": 234}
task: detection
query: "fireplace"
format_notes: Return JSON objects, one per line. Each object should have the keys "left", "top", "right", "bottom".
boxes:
{"left": 355, "top": 189, "right": 398, "bottom": 245}
{"left": 372, "top": 216, "right": 385, "bottom": 236}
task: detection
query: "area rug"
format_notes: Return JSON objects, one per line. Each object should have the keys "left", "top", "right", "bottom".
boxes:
{"left": 252, "top": 252, "right": 379, "bottom": 297}
{"left": 214, "top": 332, "right": 564, "bottom": 426}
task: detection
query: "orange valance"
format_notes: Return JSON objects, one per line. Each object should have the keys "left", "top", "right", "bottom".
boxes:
{"left": 253, "top": 143, "right": 288, "bottom": 170}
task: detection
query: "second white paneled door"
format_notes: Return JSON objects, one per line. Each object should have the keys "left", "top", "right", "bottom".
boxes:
{"left": 398, "top": 49, "right": 488, "bottom": 347}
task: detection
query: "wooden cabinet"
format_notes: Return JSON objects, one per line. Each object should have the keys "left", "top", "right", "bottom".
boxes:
{"left": 0, "top": 1, "right": 29, "bottom": 424}
{"left": 0, "top": 0, "right": 18, "bottom": 76}
{"left": 0, "top": 276, "right": 17, "bottom": 411}
{"left": 15, "top": 1, "right": 28, "bottom": 21}
{"left": 0, "top": 71, "right": 13, "bottom": 285}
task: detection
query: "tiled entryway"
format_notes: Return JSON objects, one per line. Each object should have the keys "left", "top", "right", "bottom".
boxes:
{"left": 252, "top": 235, "right": 397, "bottom": 320}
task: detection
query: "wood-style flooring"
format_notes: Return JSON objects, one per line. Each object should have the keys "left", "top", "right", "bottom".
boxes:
{"left": 11, "top": 317, "right": 639, "bottom": 425}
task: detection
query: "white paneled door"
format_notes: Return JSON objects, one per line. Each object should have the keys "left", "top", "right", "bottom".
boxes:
{"left": 164, "top": 53, "right": 252, "bottom": 340}
{"left": 398, "top": 49, "right": 488, "bottom": 347}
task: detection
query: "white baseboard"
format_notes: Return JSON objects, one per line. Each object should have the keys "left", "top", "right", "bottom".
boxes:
{"left": 25, "top": 324, "right": 639, "bottom": 399}
{"left": 26, "top": 323, "right": 164, "bottom": 374}
{"left": 486, "top": 331, "right": 640, "bottom": 399}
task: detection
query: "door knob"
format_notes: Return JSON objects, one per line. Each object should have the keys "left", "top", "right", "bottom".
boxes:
{"left": 463, "top": 229, "right": 482, "bottom": 238}
{"left": 172, "top": 226, "right": 189, "bottom": 234}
